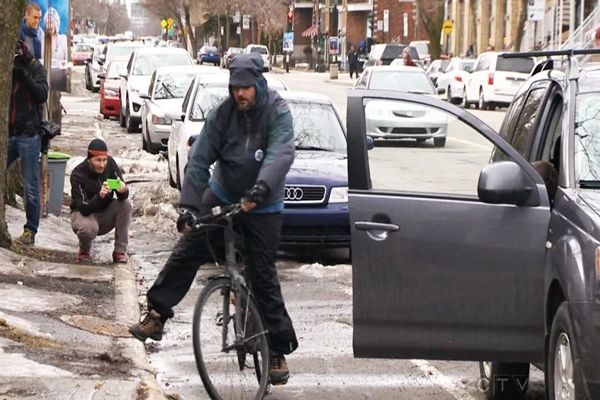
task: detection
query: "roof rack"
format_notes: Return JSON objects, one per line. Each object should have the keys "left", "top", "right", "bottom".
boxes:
{"left": 500, "top": 49, "right": 600, "bottom": 58}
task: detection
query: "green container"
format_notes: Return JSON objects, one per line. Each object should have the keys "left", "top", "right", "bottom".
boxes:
{"left": 46, "top": 151, "right": 71, "bottom": 216}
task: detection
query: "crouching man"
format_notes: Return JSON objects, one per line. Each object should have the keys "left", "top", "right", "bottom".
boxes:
{"left": 70, "top": 139, "right": 132, "bottom": 263}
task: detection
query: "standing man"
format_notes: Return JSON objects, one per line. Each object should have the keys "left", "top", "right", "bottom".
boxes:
{"left": 128, "top": 53, "right": 298, "bottom": 385}
{"left": 20, "top": 2, "right": 44, "bottom": 61}
{"left": 70, "top": 139, "right": 132, "bottom": 263}
{"left": 347, "top": 45, "right": 359, "bottom": 79}
{"left": 9, "top": 40, "right": 49, "bottom": 245}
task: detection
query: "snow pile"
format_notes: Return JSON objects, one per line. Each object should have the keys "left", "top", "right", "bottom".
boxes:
{"left": 65, "top": 156, "right": 85, "bottom": 176}
{"left": 293, "top": 262, "right": 352, "bottom": 281}
{"left": 113, "top": 147, "right": 167, "bottom": 176}
{"left": 131, "top": 181, "right": 180, "bottom": 237}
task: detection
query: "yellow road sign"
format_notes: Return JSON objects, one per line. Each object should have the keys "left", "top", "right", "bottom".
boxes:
{"left": 443, "top": 20, "right": 454, "bottom": 35}
{"left": 167, "top": 17, "right": 174, "bottom": 28}
{"left": 161, "top": 19, "right": 167, "bottom": 28}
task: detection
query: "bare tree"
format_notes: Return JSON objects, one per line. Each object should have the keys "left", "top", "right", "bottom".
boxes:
{"left": 514, "top": 0, "right": 528, "bottom": 51}
{"left": 140, "top": 0, "right": 198, "bottom": 55}
{"left": 415, "top": 0, "right": 445, "bottom": 60}
{"left": 71, "top": 0, "right": 131, "bottom": 35}
{"left": 0, "top": 0, "right": 27, "bottom": 248}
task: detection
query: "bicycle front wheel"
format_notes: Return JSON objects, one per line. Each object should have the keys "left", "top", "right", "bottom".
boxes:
{"left": 193, "top": 277, "right": 270, "bottom": 400}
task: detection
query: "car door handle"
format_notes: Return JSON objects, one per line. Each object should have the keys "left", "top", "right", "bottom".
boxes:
{"left": 355, "top": 222, "right": 400, "bottom": 232}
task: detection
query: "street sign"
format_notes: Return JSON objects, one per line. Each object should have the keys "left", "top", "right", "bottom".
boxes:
{"left": 383, "top": 9, "right": 389, "bottom": 33}
{"left": 242, "top": 15, "right": 250, "bottom": 30}
{"left": 443, "top": 20, "right": 454, "bottom": 35}
{"left": 160, "top": 19, "right": 167, "bottom": 28}
{"left": 527, "top": 0, "right": 544, "bottom": 21}
{"left": 329, "top": 36, "right": 339, "bottom": 55}
{"left": 167, "top": 17, "right": 174, "bottom": 28}
{"left": 403, "top": 13, "right": 408, "bottom": 37}
{"left": 233, "top": 11, "right": 240, "bottom": 24}
{"left": 283, "top": 32, "right": 294, "bottom": 52}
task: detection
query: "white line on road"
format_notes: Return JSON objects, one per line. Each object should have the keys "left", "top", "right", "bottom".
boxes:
{"left": 446, "top": 136, "right": 493, "bottom": 151}
{"left": 410, "top": 359, "right": 478, "bottom": 400}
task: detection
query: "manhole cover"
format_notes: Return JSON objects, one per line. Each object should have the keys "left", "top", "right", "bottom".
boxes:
{"left": 60, "top": 315, "right": 131, "bottom": 337}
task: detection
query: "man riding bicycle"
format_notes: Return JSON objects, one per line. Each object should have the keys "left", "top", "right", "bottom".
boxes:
{"left": 129, "top": 52, "right": 298, "bottom": 384}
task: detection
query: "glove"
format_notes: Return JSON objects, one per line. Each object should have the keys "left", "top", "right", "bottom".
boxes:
{"left": 242, "top": 181, "right": 270, "bottom": 206}
{"left": 176, "top": 207, "right": 197, "bottom": 233}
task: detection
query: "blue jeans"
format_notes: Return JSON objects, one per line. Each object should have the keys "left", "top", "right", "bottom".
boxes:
{"left": 7, "top": 134, "right": 41, "bottom": 234}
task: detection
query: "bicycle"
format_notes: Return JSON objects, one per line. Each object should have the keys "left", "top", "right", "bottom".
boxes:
{"left": 188, "top": 203, "right": 272, "bottom": 400}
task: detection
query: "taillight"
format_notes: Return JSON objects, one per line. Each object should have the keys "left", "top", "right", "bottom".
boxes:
{"left": 454, "top": 75, "right": 462, "bottom": 82}
{"left": 217, "top": 52, "right": 221, "bottom": 57}
{"left": 488, "top": 73, "right": 494, "bottom": 85}
{"left": 229, "top": 53, "right": 234, "bottom": 58}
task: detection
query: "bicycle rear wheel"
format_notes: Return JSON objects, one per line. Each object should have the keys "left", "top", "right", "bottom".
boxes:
{"left": 193, "top": 277, "right": 270, "bottom": 400}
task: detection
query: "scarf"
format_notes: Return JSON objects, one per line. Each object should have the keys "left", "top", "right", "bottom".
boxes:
{"left": 20, "top": 19, "right": 41, "bottom": 60}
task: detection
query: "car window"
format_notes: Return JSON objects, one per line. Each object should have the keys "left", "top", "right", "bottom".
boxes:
{"left": 381, "top": 45, "right": 405, "bottom": 60}
{"left": 249, "top": 46, "right": 268, "bottom": 55}
{"left": 107, "top": 61, "right": 126, "bottom": 79}
{"left": 110, "top": 45, "right": 142, "bottom": 58}
{"left": 491, "top": 93, "right": 527, "bottom": 162}
{"left": 74, "top": 44, "right": 91, "bottom": 52}
{"left": 133, "top": 53, "right": 192, "bottom": 75}
{"left": 496, "top": 57, "right": 534, "bottom": 74}
{"left": 413, "top": 43, "right": 429, "bottom": 56}
{"left": 191, "top": 86, "right": 229, "bottom": 121}
{"left": 363, "top": 98, "right": 508, "bottom": 196}
{"left": 459, "top": 60, "right": 474, "bottom": 72}
{"left": 181, "top": 79, "right": 196, "bottom": 113}
{"left": 290, "top": 102, "right": 346, "bottom": 152}
{"left": 575, "top": 92, "right": 600, "bottom": 181}
{"left": 509, "top": 85, "right": 549, "bottom": 157}
{"left": 153, "top": 72, "right": 196, "bottom": 99}
{"left": 477, "top": 55, "right": 491, "bottom": 71}
{"left": 368, "top": 71, "right": 434, "bottom": 94}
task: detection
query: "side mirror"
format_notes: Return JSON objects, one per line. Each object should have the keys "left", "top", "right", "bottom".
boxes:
{"left": 86, "top": 57, "right": 92, "bottom": 63}
{"left": 164, "top": 109, "right": 184, "bottom": 122}
{"left": 97, "top": 73, "right": 106, "bottom": 80}
{"left": 436, "top": 87, "right": 446, "bottom": 95}
{"left": 366, "top": 136, "right": 374, "bottom": 150}
{"left": 438, "top": 67, "right": 444, "bottom": 72}
{"left": 139, "top": 92, "right": 150, "bottom": 100}
{"left": 478, "top": 161, "right": 537, "bottom": 206}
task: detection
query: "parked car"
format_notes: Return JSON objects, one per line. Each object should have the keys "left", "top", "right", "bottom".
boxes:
{"left": 197, "top": 45, "right": 221, "bottom": 65}
{"left": 85, "top": 44, "right": 106, "bottom": 93}
{"left": 244, "top": 44, "right": 271, "bottom": 72}
{"left": 100, "top": 41, "right": 145, "bottom": 67}
{"left": 425, "top": 58, "right": 451, "bottom": 86}
{"left": 72, "top": 44, "right": 93, "bottom": 65}
{"left": 222, "top": 47, "right": 243, "bottom": 68}
{"left": 139, "top": 65, "right": 223, "bottom": 154}
{"left": 119, "top": 47, "right": 194, "bottom": 133}
{"left": 185, "top": 91, "right": 369, "bottom": 249}
{"left": 435, "top": 57, "right": 476, "bottom": 104}
{"left": 363, "top": 44, "right": 420, "bottom": 68}
{"left": 98, "top": 59, "right": 127, "bottom": 119}
{"left": 464, "top": 51, "right": 535, "bottom": 110}
{"left": 354, "top": 66, "right": 446, "bottom": 147}
{"left": 164, "top": 74, "right": 288, "bottom": 190}
{"left": 347, "top": 50, "right": 600, "bottom": 400}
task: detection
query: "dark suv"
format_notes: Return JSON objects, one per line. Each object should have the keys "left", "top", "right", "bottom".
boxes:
{"left": 346, "top": 49, "right": 600, "bottom": 400}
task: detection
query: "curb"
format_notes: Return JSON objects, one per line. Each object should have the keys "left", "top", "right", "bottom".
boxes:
{"left": 114, "top": 259, "right": 169, "bottom": 400}
{"left": 323, "top": 79, "right": 355, "bottom": 87}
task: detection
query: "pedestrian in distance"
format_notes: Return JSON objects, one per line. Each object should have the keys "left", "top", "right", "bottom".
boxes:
{"left": 347, "top": 45, "right": 359, "bottom": 79}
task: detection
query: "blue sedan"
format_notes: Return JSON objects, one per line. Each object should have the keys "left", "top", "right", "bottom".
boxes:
{"left": 197, "top": 46, "right": 221, "bottom": 66}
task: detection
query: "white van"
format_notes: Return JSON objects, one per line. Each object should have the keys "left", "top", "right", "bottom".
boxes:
{"left": 244, "top": 44, "right": 271, "bottom": 72}
{"left": 464, "top": 52, "right": 535, "bottom": 110}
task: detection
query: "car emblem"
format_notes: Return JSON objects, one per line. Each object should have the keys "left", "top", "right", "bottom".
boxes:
{"left": 405, "top": 111, "right": 413, "bottom": 117}
{"left": 285, "top": 187, "right": 304, "bottom": 201}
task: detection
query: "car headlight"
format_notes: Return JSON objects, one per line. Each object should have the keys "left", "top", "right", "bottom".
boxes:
{"left": 104, "top": 89, "right": 118, "bottom": 97}
{"left": 329, "top": 187, "right": 348, "bottom": 203}
{"left": 152, "top": 115, "right": 172, "bottom": 125}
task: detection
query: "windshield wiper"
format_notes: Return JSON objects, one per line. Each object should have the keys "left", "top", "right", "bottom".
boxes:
{"left": 579, "top": 180, "right": 600, "bottom": 189}
{"left": 161, "top": 82, "right": 175, "bottom": 99}
{"left": 295, "top": 145, "right": 334, "bottom": 152}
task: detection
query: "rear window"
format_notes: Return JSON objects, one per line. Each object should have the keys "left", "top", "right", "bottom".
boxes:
{"left": 382, "top": 45, "right": 405, "bottom": 60}
{"left": 250, "top": 46, "right": 268, "bottom": 55}
{"left": 496, "top": 57, "right": 534, "bottom": 74}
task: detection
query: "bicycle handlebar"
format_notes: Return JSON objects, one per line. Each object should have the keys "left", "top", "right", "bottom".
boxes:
{"left": 179, "top": 203, "right": 244, "bottom": 229}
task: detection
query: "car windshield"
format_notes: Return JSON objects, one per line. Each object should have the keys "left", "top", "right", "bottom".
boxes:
{"left": 574, "top": 92, "right": 600, "bottom": 183}
{"left": 250, "top": 47, "right": 268, "bottom": 55}
{"left": 133, "top": 53, "right": 191, "bottom": 75}
{"left": 459, "top": 60, "right": 475, "bottom": 71}
{"left": 289, "top": 102, "right": 346, "bottom": 152}
{"left": 109, "top": 45, "right": 141, "bottom": 58}
{"left": 203, "top": 47, "right": 217, "bottom": 52}
{"left": 496, "top": 57, "right": 534, "bottom": 74}
{"left": 74, "top": 44, "right": 91, "bottom": 52}
{"left": 369, "top": 71, "right": 434, "bottom": 94}
{"left": 154, "top": 73, "right": 197, "bottom": 100}
{"left": 191, "top": 86, "right": 229, "bottom": 121}
{"left": 414, "top": 43, "right": 429, "bottom": 55}
{"left": 107, "top": 61, "right": 126, "bottom": 79}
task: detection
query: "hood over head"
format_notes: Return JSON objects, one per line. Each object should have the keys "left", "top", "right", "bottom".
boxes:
{"left": 228, "top": 52, "right": 268, "bottom": 110}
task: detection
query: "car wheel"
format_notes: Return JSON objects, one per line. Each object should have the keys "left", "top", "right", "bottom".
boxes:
{"left": 433, "top": 138, "right": 446, "bottom": 147}
{"left": 119, "top": 104, "right": 126, "bottom": 127}
{"left": 479, "top": 362, "right": 529, "bottom": 400}
{"left": 85, "top": 72, "right": 91, "bottom": 91}
{"left": 548, "top": 303, "right": 589, "bottom": 400}
{"left": 446, "top": 86, "right": 453, "bottom": 103}
{"left": 479, "top": 89, "right": 489, "bottom": 111}
{"left": 460, "top": 86, "right": 468, "bottom": 108}
{"left": 168, "top": 163, "right": 177, "bottom": 188}
{"left": 126, "top": 104, "right": 138, "bottom": 133}
{"left": 142, "top": 128, "right": 148, "bottom": 151}
{"left": 200, "top": 60, "right": 203, "bottom": 65}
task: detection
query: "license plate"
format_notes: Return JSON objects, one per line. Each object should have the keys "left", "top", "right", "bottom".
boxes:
{"left": 210, "top": 53, "right": 214, "bottom": 56}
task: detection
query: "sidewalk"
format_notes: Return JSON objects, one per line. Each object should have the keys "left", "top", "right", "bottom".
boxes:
{"left": 272, "top": 66, "right": 357, "bottom": 87}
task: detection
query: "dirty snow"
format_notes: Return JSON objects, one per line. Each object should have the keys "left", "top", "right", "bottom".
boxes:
{"left": 0, "top": 351, "right": 73, "bottom": 377}
{"left": 0, "top": 285, "right": 82, "bottom": 312}
{"left": 0, "top": 311, "right": 54, "bottom": 340}
{"left": 131, "top": 181, "right": 179, "bottom": 238}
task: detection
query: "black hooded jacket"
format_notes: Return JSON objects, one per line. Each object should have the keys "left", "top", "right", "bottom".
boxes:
{"left": 9, "top": 41, "right": 48, "bottom": 137}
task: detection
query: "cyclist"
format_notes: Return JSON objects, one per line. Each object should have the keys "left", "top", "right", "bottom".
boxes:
{"left": 129, "top": 52, "right": 298, "bottom": 384}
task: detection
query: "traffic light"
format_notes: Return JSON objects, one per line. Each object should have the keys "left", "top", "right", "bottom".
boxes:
{"left": 287, "top": 11, "right": 293, "bottom": 32}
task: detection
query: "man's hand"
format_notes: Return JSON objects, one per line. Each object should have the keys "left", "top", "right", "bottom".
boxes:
{"left": 176, "top": 208, "right": 196, "bottom": 233}
{"left": 117, "top": 180, "right": 127, "bottom": 194}
{"left": 99, "top": 182, "right": 110, "bottom": 199}
{"left": 241, "top": 202, "right": 256, "bottom": 212}
{"left": 242, "top": 181, "right": 270, "bottom": 207}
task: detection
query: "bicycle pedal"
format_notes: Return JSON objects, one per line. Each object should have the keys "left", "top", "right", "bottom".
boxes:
{"left": 270, "top": 378, "right": 289, "bottom": 386}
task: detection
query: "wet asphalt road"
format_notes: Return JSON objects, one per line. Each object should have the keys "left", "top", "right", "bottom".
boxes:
{"left": 67, "top": 65, "right": 546, "bottom": 400}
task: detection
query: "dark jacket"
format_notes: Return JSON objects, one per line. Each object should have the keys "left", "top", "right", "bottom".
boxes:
{"left": 179, "top": 54, "right": 295, "bottom": 213}
{"left": 70, "top": 157, "right": 129, "bottom": 216}
{"left": 347, "top": 50, "right": 359, "bottom": 66}
{"left": 9, "top": 46, "right": 48, "bottom": 137}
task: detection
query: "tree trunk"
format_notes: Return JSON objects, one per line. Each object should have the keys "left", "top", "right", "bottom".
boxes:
{"left": 469, "top": 0, "right": 478, "bottom": 55}
{"left": 0, "top": 0, "right": 27, "bottom": 248}
{"left": 417, "top": 0, "right": 445, "bottom": 60}
{"left": 184, "top": 5, "right": 197, "bottom": 56}
{"left": 217, "top": 14, "right": 221, "bottom": 50}
{"left": 514, "top": 0, "right": 528, "bottom": 52}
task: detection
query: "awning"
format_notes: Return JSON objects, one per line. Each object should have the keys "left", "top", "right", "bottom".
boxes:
{"left": 302, "top": 25, "right": 318, "bottom": 38}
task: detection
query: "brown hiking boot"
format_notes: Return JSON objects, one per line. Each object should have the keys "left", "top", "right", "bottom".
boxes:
{"left": 128, "top": 310, "right": 165, "bottom": 342}
{"left": 269, "top": 352, "right": 290, "bottom": 385}
{"left": 16, "top": 229, "right": 35, "bottom": 245}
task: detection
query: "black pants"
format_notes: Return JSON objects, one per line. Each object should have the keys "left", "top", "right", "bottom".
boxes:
{"left": 349, "top": 64, "right": 358, "bottom": 79}
{"left": 147, "top": 191, "right": 298, "bottom": 355}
